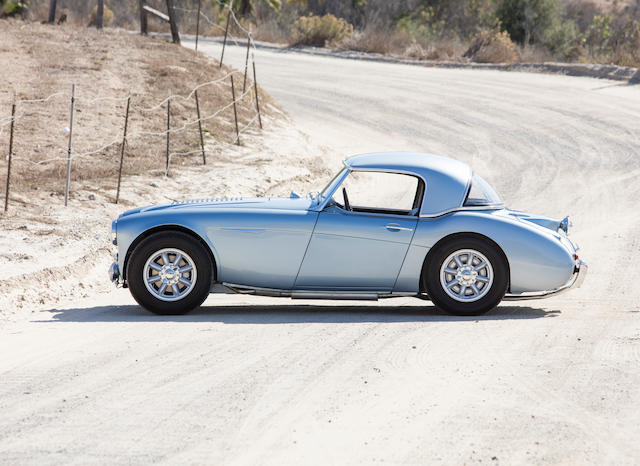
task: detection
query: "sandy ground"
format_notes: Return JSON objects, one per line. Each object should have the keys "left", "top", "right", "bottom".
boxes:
{"left": 1, "top": 37, "right": 640, "bottom": 464}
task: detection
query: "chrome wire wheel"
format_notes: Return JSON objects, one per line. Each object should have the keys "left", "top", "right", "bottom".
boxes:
{"left": 439, "top": 249, "right": 493, "bottom": 303}
{"left": 143, "top": 248, "right": 197, "bottom": 302}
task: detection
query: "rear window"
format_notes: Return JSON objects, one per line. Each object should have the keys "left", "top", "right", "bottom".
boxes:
{"left": 464, "top": 173, "right": 502, "bottom": 206}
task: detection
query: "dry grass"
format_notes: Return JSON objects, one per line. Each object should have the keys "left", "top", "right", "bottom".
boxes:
{"left": 463, "top": 28, "right": 517, "bottom": 64}
{"left": 337, "top": 26, "right": 466, "bottom": 61}
{"left": 517, "top": 44, "right": 556, "bottom": 63}
{"left": 338, "top": 26, "right": 408, "bottom": 54}
{"left": 0, "top": 19, "right": 276, "bottom": 195}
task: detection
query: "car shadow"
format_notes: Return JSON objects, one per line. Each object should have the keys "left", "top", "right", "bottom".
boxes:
{"left": 39, "top": 303, "right": 560, "bottom": 324}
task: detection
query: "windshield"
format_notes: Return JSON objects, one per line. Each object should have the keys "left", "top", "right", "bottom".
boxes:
{"left": 464, "top": 173, "right": 503, "bottom": 206}
{"left": 315, "top": 168, "right": 348, "bottom": 204}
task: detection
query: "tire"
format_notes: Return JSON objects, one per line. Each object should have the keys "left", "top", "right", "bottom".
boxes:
{"left": 423, "top": 236, "right": 508, "bottom": 316}
{"left": 127, "top": 231, "right": 213, "bottom": 315}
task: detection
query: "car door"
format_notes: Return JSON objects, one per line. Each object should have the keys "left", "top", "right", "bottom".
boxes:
{"left": 294, "top": 206, "right": 417, "bottom": 291}
{"left": 294, "top": 170, "right": 422, "bottom": 291}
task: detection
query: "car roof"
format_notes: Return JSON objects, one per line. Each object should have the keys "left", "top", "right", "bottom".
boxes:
{"left": 344, "top": 152, "right": 472, "bottom": 216}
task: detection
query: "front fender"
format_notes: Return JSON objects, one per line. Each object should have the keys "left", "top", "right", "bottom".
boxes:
{"left": 115, "top": 212, "right": 222, "bottom": 283}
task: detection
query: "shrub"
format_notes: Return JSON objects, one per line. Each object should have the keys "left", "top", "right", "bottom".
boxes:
{"left": 544, "top": 19, "right": 581, "bottom": 60}
{"left": 88, "top": 4, "right": 114, "bottom": 27}
{"left": 585, "top": 15, "right": 612, "bottom": 55}
{"left": 496, "top": 0, "right": 561, "bottom": 44}
{"left": 397, "top": 7, "right": 447, "bottom": 43}
{"left": 464, "top": 26, "right": 517, "bottom": 62}
{"left": 1, "top": 0, "right": 27, "bottom": 17}
{"left": 338, "top": 25, "right": 409, "bottom": 54}
{"left": 291, "top": 13, "right": 353, "bottom": 47}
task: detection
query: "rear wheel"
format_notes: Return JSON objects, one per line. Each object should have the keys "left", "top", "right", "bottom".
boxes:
{"left": 423, "top": 236, "right": 508, "bottom": 316}
{"left": 127, "top": 232, "right": 212, "bottom": 315}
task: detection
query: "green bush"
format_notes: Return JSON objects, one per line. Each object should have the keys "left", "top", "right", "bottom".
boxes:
{"left": 1, "top": 0, "right": 27, "bottom": 17}
{"left": 585, "top": 15, "right": 612, "bottom": 55}
{"left": 496, "top": 0, "right": 561, "bottom": 44}
{"left": 544, "top": 19, "right": 581, "bottom": 60}
{"left": 397, "top": 6, "right": 447, "bottom": 43}
{"left": 291, "top": 13, "right": 353, "bottom": 46}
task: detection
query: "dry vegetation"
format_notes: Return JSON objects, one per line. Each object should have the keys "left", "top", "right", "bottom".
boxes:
{"left": 0, "top": 19, "right": 274, "bottom": 199}
{"left": 10, "top": 0, "right": 639, "bottom": 66}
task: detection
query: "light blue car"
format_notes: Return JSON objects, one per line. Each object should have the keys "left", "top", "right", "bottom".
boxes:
{"left": 109, "top": 152, "right": 586, "bottom": 316}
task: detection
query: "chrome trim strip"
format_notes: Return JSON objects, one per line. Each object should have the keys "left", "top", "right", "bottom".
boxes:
{"left": 314, "top": 168, "right": 351, "bottom": 212}
{"left": 503, "top": 260, "right": 587, "bottom": 301}
{"left": 220, "top": 228, "right": 265, "bottom": 233}
{"left": 291, "top": 292, "right": 379, "bottom": 300}
{"left": 419, "top": 205, "right": 505, "bottom": 219}
{"left": 221, "top": 283, "right": 413, "bottom": 300}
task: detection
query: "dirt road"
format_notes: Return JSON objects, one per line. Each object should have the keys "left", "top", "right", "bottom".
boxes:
{"left": 1, "top": 40, "right": 639, "bottom": 464}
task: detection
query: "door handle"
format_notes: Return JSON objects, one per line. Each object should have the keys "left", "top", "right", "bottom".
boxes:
{"left": 385, "top": 223, "right": 413, "bottom": 232}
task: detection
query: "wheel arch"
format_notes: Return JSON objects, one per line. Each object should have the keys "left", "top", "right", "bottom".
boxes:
{"left": 123, "top": 225, "right": 218, "bottom": 283}
{"left": 419, "top": 232, "right": 511, "bottom": 293}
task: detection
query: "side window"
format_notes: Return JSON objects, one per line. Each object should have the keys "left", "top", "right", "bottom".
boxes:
{"left": 333, "top": 171, "right": 422, "bottom": 215}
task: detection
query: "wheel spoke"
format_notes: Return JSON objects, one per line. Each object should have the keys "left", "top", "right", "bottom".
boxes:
{"left": 444, "top": 267, "right": 458, "bottom": 275}
{"left": 161, "top": 252, "right": 170, "bottom": 266}
{"left": 179, "top": 265, "right": 193, "bottom": 273}
{"left": 454, "top": 255, "right": 464, "bottom": 267}
{"left": 179, "top": 277, "right": 192, "bottom": 286}
{"left": 158, "top": 283, "right": 168, "bottom": 295}
{"left": 147, "top": 275, "right": 161, "bottom": 284}
{"left": 474, "top": 261, "right": 487, "bottom": 271}
{"left": 476, "top": 275, "right": 490, "bottom": 283}
{"left": 171, "top": 284, "right": 180, "bottom": 296}
{"left": 172, "top": 253, "right": 182, "bottom": 266}
{"left": 149, "top": 262, "right": 162, "bottom": 271}
{"left": 467, "top": 253, "right": 475, "bottom": 266}
{"left": 471, "top": 283, "right": 480, "bottom": 296}
{"left": 459, "top": 285, "right": 466, "bottom": 297}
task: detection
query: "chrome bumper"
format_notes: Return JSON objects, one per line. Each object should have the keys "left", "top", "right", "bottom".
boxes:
{"left": 503, "top": 260, "right": 588, "bottom": 301}
{"left": 109, "top": 257, "right": 120, "bottom": 285}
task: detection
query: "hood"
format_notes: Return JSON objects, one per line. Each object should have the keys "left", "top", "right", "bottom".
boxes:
{"left": 118, "top": 196, "right": 315, "bottom": 218}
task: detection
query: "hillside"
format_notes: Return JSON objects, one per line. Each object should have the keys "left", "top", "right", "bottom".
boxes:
{"left": 0, "top": 20, "right": 330, "bottom": 316}
{"left": 0, "top": 19, "right": 275, "bottom": 195}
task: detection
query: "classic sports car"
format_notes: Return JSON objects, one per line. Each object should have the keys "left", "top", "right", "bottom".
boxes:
{"left": 109, "top": 152, "right": 587, "bottom": 316}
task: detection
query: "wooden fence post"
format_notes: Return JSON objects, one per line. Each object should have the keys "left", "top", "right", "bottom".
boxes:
{"left": 4, "top": 93, "right": 16, "bottom": 213}
{"left": 252, "top": 61, "right": 262, "bottom": 129}
{"left": 165, "top": 0, "right": 181, "bottom": 44}
{"left": 115, "top": 97, "right": 130, "bottom": 204}
{"left": 242, "top": 27, "right": 251, "bottom": 92}
{"left": 138, "top": 0, "right": 148, "bottom": 35}
{"left": 165, "top": 90, "right": 171, "bottom": 176}
{"left": 97, "top": 0, "right": 104, "bottom": 29}
{"left": 64, "top": 84, "right": 75, "bottom": 208}
{"left": 195, "top": 0, "right": 201, "bottom": 52}
{"left": 220, "top": 0, "right": 232, "bottom": 68}
{"left": 48, "top": 0, "right": 57, "bottom": 23}
{"left": 195, "top": 90, "right": 206, "bottom": 164}
{"left": 230, "top": 76, "right": 240, "bottom": 145}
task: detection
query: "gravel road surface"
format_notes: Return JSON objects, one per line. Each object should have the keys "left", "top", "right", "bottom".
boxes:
{"left": 1, "top": 39, "right": 639, "bottom": 464}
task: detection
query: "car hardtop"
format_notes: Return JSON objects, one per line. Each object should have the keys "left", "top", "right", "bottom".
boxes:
{"left": 342, "top": 152, "right": 473, "bottom": 217}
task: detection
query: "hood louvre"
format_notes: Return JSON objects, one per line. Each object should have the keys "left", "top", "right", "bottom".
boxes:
{"left": 171, "top": 197, "right": 245, "bottom": 206}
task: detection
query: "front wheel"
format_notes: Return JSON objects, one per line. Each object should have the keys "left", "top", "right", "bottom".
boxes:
{"left": 423, "top": 236, "right": 508, "bottom": 316}
{"left": 127, "top": 232, "right": 212, "bottom": 315}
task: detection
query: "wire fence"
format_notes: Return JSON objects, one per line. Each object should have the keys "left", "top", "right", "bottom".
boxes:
{"left": 1, "top": 63, "right": 264, "bottom": 211}
{"left": 2, "top": 0, "right": 269, "bottom": 213}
